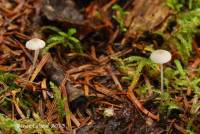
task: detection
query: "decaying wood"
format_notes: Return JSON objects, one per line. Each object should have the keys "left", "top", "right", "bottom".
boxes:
{"left": 44, "top": 53, "right": 85, "bottom": 103}
{"left": 43, "top": 0, "right": 84, "bottom": 24}
{"left": 124, "top": 0, "right": 171, "bottom": 39}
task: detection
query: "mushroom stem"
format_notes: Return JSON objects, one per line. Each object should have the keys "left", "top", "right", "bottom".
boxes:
{"left": 160, "top": 64, "right": 164, "bottom": 92}
{"left": 27, "top": 50, "right": 39, "bottom": 80}
{"left": 33, "top": 49, "right": 39, "bottom": 69}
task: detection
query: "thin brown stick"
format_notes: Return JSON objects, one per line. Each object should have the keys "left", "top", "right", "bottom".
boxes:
{"left": 60, "top": 74, "right": 72, "bottom": 130}
{"left": 127, "top": 90, "right": 159, "bottom": 121}
{"left": 30, "top": 53, "right": 50, "bottom": 82}
{"left": 107, "top": 66, "right": 123, "bottom": 90}
{"left": 12, "top": 91, "right": 26, "bottom": 119}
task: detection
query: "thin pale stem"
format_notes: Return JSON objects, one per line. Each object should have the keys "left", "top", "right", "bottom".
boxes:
{"left": 27, "top": 50, "right": 39, "bottom": 80}
{"left": 160, "top": 64, "right": 164, "bottom": 92}
{"left": 33, "top": 50, "right": 39, "bottom": 68}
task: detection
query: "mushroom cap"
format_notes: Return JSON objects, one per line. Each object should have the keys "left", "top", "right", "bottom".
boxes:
{"left": 25, "top": 38, "right": 46, "bottom": 50}
{"left": 150, "top": 49, "right": 172, "bottom": 64}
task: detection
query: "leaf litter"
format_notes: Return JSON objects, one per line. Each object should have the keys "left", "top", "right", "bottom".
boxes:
{"left": 0, "top": 0, "right": 200, "bottom": 133}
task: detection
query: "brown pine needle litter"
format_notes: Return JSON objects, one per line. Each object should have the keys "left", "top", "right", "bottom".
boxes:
{"left": 0, "top": 0, "right": 200, "bottom": 133}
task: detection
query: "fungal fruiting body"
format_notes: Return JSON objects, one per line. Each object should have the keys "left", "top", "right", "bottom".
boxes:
{"left": 150, "top": 49, "right": 172, "bottom": 92}
{"left": 25, "top": 38, "right": 46, "bottom": 79}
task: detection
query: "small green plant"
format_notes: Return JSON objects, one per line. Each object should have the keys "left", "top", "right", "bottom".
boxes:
{"left": 174, "top": 60, "right": 200, "bottom": 96}
{"left": 0, "top": 71, "right": 16, "bottom": 84}
{"left": 166, "top": 0, "right": 200, "bottom": 11}
{"left": 112, "top": 4, "right": 128, "bottom": 32}
{"left": 114, "top": 56, "right": 158, "bottom": 89}
{"left": 164, "top": 60, "right": 200, "bottom": 97}
{"left": 166, "top": 9, "right": 200, "bottom": 64}
{"left": 186, "top": 119, "right": 195, "bottom": 134}
{"left": 165, "top": 0, "right": 200, "bottom": 64}
{"left": 0, "top": 71, "right": 18, "bottom": 96}
{"left": 17, "top": 113, "right": 54, "bottom": 134}
{"left": 174, "top": 59, "right": 186, "bottom": 78}
{"left": 158, "top": 92, "right": 181, "bottom": 117}
{"left": 166, "top": 0, "right": 184, "bottom": 11}
{"left": 41, "top": 26, "right": 83, "bottom": 54}
{"left": 49, "top": 82, "right": 65, "bottom": 120}
{"left": 135, "top": 85, "right": 149, "bottom": 96}
{"left": 0, "top": 113, "right": 22, "bottom": 134}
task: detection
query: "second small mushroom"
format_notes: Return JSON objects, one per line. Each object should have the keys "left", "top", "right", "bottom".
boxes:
{"left": 150, "top": 49, "right": 172, "bottom": 92}
{"left": 26, "top": 38, "right": 46, "bottom": 77}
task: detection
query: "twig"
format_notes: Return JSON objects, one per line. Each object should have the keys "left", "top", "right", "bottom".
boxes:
{"left": 30, "top": 53, "right": 50, "bottom": 82}
{"left": 173, "top": 123, "right": 186, "bottom": 134}
{"left": 91, "top": 45, "right": 97, "bottom": 60}
{"left": 67, "top": 64, "right": 94, "bottom": 74}
{"left": 127, "top": 90, "right": 159, "bottom": 121}
{"left": 60, "top": 74, "right": 72, "bottom": 130}
{"left": 41, "top": 79, "right": 47, "bottom": 100}
{"left": 94, "top": 83, "right": 122, "bottom": 101}
{"left": 12, "top": 91, "right": 26, "bottom": 119}
{"left": 107, "top": 65, "right": 123, "bottom": 90}
{"left": 99, "top": 48, "right": 133, "bottom": 64}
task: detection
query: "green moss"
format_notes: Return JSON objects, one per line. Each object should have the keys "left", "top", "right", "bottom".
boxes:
{"left": 112, "top": 4, "right": 128, "bottom": 33}
{"left": 0, "top": 114, "right": 22, "bottom": 134}
{"left": 49, "top": 82, "right": 65, "bottom": 120}
{"left": 114, "top": 56, "right": 158, "bottom": 89}
{"left": 0, "top": 71, "right": 17, "bottom": 85}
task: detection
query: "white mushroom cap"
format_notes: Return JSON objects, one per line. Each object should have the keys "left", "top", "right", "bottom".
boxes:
{"left": 150, "top": 49, "right": 172, "bottom": 64}
{"left": 25, "top": 38, "right": 46, "bottom": 50}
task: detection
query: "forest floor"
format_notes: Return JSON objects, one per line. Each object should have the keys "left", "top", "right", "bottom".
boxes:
{"left": 0, "top": 0, "right": 200, "bottom": 134}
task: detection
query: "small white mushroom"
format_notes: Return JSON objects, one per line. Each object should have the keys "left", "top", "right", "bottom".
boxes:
{"left": 150, "top": 49, "right": 172, "bottom": 92}
{"left": 25, "top": 38, "right": 46, "bottom": 73}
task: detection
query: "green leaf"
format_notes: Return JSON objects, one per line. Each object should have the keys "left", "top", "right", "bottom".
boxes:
{"left": 58, "top": 31, "right": 68, "bottom": 37}
{"left": 112, "top": 4, "right": 127, "bottom": 17}
{"left": 66, "top": 42, "right": 75, "bottom": 50}
{"left": 41, "top": 41, "right": 63, "bottom": 55}
{"left": 167, "top": 102, "right": 180, "bottom": 111}
{"left": 41, "top": 26, "right": 63, "bottom": 33}
{"left": 69, "top": 36, "right": 80, "bottom": 44}
{"left": 112, "top": 4, "right": 127, "bottom": 33}
{"left": 67, "top": 28, "right": 77, "bottom": 36}
{"left": 112, "top": 4, "right": 121, "bottom": 10}
{"left": 46, "top": 35, "right": 65, "bottom": 44}
{"left": 174, "top": 59, "right": 187, "bottom": 78}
